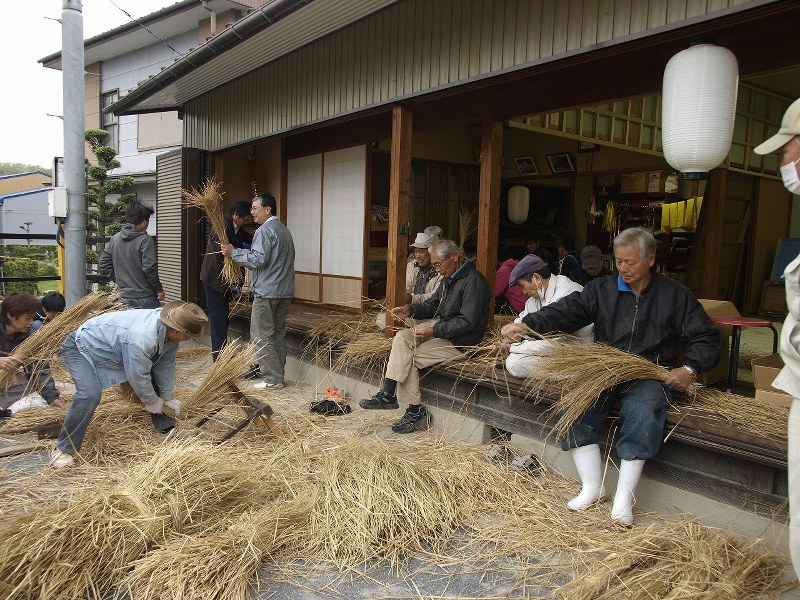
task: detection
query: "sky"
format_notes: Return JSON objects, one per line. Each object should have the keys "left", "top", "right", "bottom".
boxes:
{"left": 0, "top": 0, "right": 174, "bottom": 169}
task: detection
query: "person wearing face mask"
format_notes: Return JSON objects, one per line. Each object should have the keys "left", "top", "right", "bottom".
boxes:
{"left": 501, "top": 254, "right": 593, "bottom": 378}
{"left": 754, "top": 96, "right": 800, "bottom": 575}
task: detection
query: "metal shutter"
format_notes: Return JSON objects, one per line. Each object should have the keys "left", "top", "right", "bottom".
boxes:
{"left": 156, "top": 150, "right": 183, "bottom": 301}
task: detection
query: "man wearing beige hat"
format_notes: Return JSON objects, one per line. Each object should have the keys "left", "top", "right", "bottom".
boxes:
{"left": 49, "top": 301, "right": 208, "bottom": 469}
{"left": 376, "top": 228, "right": 443, "bottom": 330}
{"left": 406, "top": 230, "right": 443, "bottom": 304}
{"left": 754, "top": 96, "right": 800, "bottom": 574}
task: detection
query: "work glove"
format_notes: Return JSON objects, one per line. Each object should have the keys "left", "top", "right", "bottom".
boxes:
{"left": 142, "top": 397, "right": 165, "bottom": 415}
{"left": 0, "top": 408, "right": 11, "bottom": 419}
{"left": 163, "top": 398, "right": 182, "bottom": 417}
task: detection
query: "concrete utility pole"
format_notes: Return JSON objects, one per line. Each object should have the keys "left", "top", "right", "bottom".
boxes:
{"left": 62, "top": 0, "right": 87, "bottom": 304}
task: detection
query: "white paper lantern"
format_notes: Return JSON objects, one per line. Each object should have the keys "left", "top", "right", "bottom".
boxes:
{"left": 507, "top": 185, "right": 530, "bottom": 224}
{"left": 662, "top": 43, "right": 739, "bottom": 179}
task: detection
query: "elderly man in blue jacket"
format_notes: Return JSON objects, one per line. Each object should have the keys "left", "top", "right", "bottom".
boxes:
{"left": 361, "top": 239, "right": 492, "bottom": 433}
{"left": 49, "top": 301, "right": 208, "bottom": 469}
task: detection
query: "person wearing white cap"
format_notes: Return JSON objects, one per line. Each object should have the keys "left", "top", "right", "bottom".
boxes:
{"left": 501, "top": 254, "right": 593, "bottom": 378}
{"left": 406, "top": 231, "right": 444, "bottom": 304}
{"left": 754, "top": 96, "right": 800, "bottom": 575}
{"left": 49, "top": 301, "right": 208, "bottom": 469}
{"left": 376, "top": 228, "right": 444, "bottom": 331}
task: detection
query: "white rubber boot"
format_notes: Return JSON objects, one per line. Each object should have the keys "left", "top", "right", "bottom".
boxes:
{"left": 567, "top": 444, "right": 606, "bottom": 511}
{"left": 610, "top": 459, "right": 645, "bottom": 526}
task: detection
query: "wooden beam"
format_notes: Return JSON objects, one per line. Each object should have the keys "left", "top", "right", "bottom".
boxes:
{"left": 476, "top": 108, "right": 502, "bottom": 317}
{"left": 702, "top": 169, "right": 726, "bottom": 299}
{"left": 385, "top": 105, "right": 412, "bottom": 337}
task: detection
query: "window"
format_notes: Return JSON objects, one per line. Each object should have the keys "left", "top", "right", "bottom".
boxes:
{"left": 101, "top": 90, "right": 119, "bottom": 150}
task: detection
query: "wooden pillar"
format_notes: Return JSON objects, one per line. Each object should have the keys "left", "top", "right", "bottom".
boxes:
{"left": 476, "top": 109, "right": 503, "bottom": 317}
{"left": 385, "top": 105, "right": 412, "bottom": 337}
{"left": 701, "top": 168, "right": 725, "bottom": 299}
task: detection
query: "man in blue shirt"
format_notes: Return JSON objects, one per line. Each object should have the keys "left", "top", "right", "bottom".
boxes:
{"left": 49, "top": 301, "right": 207, "bottom": 469}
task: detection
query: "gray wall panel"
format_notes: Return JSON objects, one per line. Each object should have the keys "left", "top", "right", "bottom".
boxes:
{"left": 184, "top": 0, "right": 756, "bottom": 151}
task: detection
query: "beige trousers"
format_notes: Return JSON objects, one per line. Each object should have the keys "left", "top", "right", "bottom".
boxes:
{"left": 384, "top": 329, "right": 463, "bottom": 406}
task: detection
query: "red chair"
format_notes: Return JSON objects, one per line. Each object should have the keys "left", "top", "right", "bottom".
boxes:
{"left": 710, "top": 316, "right": 778, "bottom": 394}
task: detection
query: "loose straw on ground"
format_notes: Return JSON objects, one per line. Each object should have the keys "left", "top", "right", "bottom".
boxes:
{"left": 123, "top": 497, "right": 313, "bottom": 600}
{"left": 181, "top": 177, "right": 240, "bottom": 286}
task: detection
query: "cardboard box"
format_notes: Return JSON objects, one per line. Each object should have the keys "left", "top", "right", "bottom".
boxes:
{"left": 755, "top": 389, "right": 792, "bottom": 410}
{"left": 751, "top": 353, "right": 785, "bottom": 393}
{"left": 695, "top": 299, "right": 740, "bottom": 385}
{"left": 751, "top": 353, "right": 792, "bottom": 410}
{"left": 620, "top": 172, "right": 647, "bottom": 194}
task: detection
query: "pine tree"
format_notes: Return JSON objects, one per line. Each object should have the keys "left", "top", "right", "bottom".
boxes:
{"left": 84, "top": 129, "right": 136, "bottom": 268}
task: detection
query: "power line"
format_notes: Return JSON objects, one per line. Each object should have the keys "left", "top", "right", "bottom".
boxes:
{"left": 102, "top": 0, "right": 186, "bottom": 59}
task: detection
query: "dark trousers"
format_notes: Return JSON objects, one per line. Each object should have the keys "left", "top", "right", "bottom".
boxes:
{"left": 203, "top": 284, "right": 230, "bottom": 361}
{"left": 560, "top": 379, "right": 671, "bottom": 460}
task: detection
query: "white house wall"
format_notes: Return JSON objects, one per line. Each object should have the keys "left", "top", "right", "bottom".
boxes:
{"left": 0, "top": 190, "right": 57, "bottom": 246}
{"left": 184, "top": 0, "right": 764, "bottom": 152}
{"left": 102, "top": 30, "right": 196, "bottom": 176}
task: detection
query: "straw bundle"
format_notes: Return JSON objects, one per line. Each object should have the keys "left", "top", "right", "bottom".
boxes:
{"left": 0, "top": 439, "right": 273, "bottom": 600}
{"left": 123, "top": 498, "right": 313, "bottom": 600}
{"left": 458, "top": 206, "right": 476, "bottom": 249}
{"left": 521, "top": 337, "right": 685, "bottom": 440}
{"left": 518, "top": 337, "right": 788, "bottom": 442}
{"left": 672, "top": 387, "right": 789, "bottom": 441}
{"left": 557, "top": 520, "right": 786, "bottom": 599}
{"left": 182, "top": 339, "right": 261, "bottom": 414}
{"left": 0, "top": 292, "right": 120, "bottom": 389}
{"left": 181, "top": 177, "right": 240, "bottom": 286}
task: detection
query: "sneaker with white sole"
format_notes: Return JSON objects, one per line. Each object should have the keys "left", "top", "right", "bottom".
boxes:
{"left": 251, "top": 381, "right": 285, "bottom": 390}
{"left": 49, "top": 449, "right": 74, "bottom": 469}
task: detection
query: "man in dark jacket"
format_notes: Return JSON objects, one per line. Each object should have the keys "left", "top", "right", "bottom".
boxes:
{"left": 501, "top": 227, "right": 719, "bottom": 525}
{"left": 99, "top": 201, "right": 164, "bottom": 308}
{"left": 360, "top": 239, "right": 492, "bottom": 433}
{"left": 200, "top": 200, "right": 254, "bottom": 361}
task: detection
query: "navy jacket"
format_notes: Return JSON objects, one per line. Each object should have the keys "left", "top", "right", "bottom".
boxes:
{"left": 521, "top": 272, "right": 720, "bottom": 373}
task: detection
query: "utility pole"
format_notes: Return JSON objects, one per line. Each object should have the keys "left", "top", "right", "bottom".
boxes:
{"left": 62, "top": 0, "right": 87, "bottom": 304}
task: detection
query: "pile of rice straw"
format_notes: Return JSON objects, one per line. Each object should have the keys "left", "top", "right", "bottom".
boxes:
{"left": 181, "top": 177, "right": 240, "bottom": 285}
{"left": 0, "top": 439, "right": 275, "bottom": 600}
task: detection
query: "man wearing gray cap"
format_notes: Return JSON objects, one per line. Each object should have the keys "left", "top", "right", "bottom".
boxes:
{"left": 754, "top": 96, "right": 800, "bottom": 574}
{"left": 574, "top": 245, "right": 609, "bottom": 285}
{"left": 502, "top": 254, "right": 593, "bottom": 378}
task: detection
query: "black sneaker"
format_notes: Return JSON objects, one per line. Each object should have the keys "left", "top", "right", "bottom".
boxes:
{"left": 359, "top": 390, "right": 399, "bottom": 410}
{"left": 243, "top": 364, "right": 261, "bottom": 379}
{"left": 310, "top": 399, "right": 353, "bottom": 416}
{"left": 391, "top": 406, "right": 430, "bottom": 433}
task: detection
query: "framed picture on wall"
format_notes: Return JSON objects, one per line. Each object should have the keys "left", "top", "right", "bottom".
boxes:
{"left": 546, "top": 153, "right": 576, "bottom": 174}
{"left": 514, "top": 156, "right": 538, "bottom": 175}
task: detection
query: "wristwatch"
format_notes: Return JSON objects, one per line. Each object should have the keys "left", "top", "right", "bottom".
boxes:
{"left": 682, "top": 365, "right": 697, "bottom": 378}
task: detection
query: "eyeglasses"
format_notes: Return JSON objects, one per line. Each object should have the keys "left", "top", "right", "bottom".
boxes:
{"left": 432, "top": 255, "right": 453, "bottom": 269}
